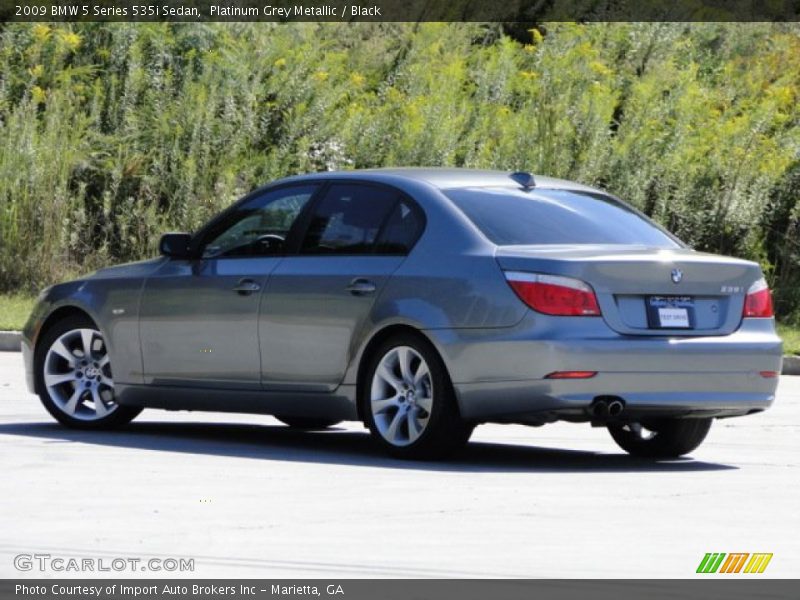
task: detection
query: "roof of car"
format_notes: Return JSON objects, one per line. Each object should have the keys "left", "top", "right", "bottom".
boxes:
{"left": 279, "top": 168, "right": 604, "bottom": 194}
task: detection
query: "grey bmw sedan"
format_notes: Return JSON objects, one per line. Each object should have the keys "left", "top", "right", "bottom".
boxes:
{"left": 22, "top": 168, "right": 782, "bottom": 459}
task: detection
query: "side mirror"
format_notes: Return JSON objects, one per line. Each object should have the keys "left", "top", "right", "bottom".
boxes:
{"left": 159, "top": 233, "right": 193, "bottom": 259}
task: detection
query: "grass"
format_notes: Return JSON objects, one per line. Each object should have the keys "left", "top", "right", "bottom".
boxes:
{"left": 0, "top": 294, "right": 35, "bottom": 331}
{"left": 1, "top": 291, "right": 797, "bottom": 354}
{"left": 777, "top": 323, "right": 800, "bottom": 356}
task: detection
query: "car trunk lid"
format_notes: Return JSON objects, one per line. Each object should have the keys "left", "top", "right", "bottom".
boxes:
{"left": 496, "top": 245, "right": 761, "bottom": 336}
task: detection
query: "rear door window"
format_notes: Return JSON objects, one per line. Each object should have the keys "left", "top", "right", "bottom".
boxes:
{"left": 301, "top": 184, "right": 400, "bottom": 255}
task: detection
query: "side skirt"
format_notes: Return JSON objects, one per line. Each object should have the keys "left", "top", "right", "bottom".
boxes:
{"left": 115, "top": 383, "right": 358, "bottom": 421}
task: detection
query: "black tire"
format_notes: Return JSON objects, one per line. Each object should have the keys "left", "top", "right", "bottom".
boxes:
{"left": 275, "top": 416, "right": 341, "bottom": 430}
{"left": 607, "top": 418, "right": 712, "bottom": 458}
{"left": 361, "top": 332, "right": 473, "bottom": 460}
{"left": 35, "top": 314, "right": 142, "bottom": 430}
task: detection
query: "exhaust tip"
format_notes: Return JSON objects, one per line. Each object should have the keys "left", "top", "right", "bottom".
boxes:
{"left": 589, "top": 396, "right": 625, "bottom": 420}
{"left": 591, "top": 400, "right": 609, "bottom": 418}
{"left": 607, "top": 399, "right": 625, "bottom": 417}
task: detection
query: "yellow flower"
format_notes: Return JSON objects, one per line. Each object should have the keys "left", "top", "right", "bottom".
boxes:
{"left": 589, "top": 60, "right": 612, "bottom": 76}
{"left": 386, "top": 87, "right": 404, "bottom": 102}
{"left": 312, "top": 70, "right": 329, "bottom": 82}
{"left": 519, "top": 70, "right": 539, "bottom": 80}
{"left": 767, "top": 85, "right": 794, "bottom": 109}
{"left": 350, "top": 72, "right": 366, "bottom": 87}
{"left": 273, "top": 57, "right": 287, "bottom": 68}
{"left": 29, "top": 64, "right": 44, "bottom": 78}
{"left": 529, "top": 29, "right": 544, "bottom": 44}
{"left": 60, "top": 31, "right": 82, "bottom": 51}
{"left": 32, "top": 24, "right": 51, "bottom": 42}
{"left": 31, "top": 85, "right": 47, "bottom": 105}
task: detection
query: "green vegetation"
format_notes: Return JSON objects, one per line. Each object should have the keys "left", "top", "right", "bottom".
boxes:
{"left": 0, "top": 23, "right": 799, "bottom": 321}
{"left": 0, "top": 294, "right": 34, "bottom": 331}
{"left": 778, "top": 323, "right": 800, "bottom": 356}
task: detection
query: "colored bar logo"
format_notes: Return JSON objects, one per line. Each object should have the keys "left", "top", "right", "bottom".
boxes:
{"left": 696, "top": 553, "right": 773, "bottom": 574}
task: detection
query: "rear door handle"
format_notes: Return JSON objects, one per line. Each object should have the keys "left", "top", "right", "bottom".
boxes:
{"left": 232, "top": 279, "right": 261, "bottom": 295}
{"left": 345, "top": 278, "right": 377, "bottom": 296}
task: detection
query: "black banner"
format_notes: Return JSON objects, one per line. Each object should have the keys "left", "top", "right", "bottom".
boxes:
{"left": 3, "top": 580, "right": 800, "bottom": 600}
{"left": 1, "top": 0, "right": 799, "bottom": 22}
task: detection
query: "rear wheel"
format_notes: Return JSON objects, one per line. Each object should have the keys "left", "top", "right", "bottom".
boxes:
{"left": 607, "top": 418, "right": 712, "bottom": 458}
{"left": 35, "top": 315, "right": 141, "bottom": 429}
{"left": 362, "top": 333, "right": 473, "bottom": 459}
{"left": 275, "top": 416, "right": 341, "bottom": 430}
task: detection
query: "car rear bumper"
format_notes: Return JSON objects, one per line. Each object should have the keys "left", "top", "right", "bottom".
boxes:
{"left": 427, "top": 314, "right": 782, "bottom": 423}
{"left": 453, "top": 373, "right": 776, "bottom": 423}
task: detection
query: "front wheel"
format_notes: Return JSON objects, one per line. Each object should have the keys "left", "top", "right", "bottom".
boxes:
{"left": 35, "top": 315, "right": 141, "bottom": 429}
{"left": 607, "top": 418, "right": 712, "bottom": 458}
{"left": 362, "top": 333, "right": 472, "bottom": 460}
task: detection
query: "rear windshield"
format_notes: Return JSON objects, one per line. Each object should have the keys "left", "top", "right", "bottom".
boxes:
{"left": 445, "top": 187, "right": 680, "bottom": 248}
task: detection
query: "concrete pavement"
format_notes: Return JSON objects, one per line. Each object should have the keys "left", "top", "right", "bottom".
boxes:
{"left": 0, "top": 351, "right": 798, "bottom": 578}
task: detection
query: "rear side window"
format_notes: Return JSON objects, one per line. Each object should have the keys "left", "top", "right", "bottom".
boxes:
{"left": 445, "top": 187, "right": 679, "bottom": 248}
{"left": 301, "top": 184, "right": 399, "bottom": 255}
{"left": 374, "top": 200, "right": 424, "bottom": 255}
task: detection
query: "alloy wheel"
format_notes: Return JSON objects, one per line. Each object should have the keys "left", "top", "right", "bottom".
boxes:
{"left": 43, "top": 328, "right": 117, "bottom": 421}
{"left": 370, "top": 346, "right": 433, "bottom": 447}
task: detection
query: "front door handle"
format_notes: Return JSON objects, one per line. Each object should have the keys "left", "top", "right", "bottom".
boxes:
{"left": 232, "top": 279, "right": 261, "bottom": 295}
{"left": 345, "top": 278, "right": 377, "bottom": 296}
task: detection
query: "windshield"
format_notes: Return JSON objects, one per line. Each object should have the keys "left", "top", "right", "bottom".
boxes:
{"left": 445, "top": 187, "right": 680, "bottom": 248}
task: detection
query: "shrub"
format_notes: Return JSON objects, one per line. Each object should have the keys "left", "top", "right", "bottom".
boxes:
{"left": 0, "top": 22, "right": 798, "bottom": 319}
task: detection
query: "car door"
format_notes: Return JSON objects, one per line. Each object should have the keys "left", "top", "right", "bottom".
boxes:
{"left": 138, "top": 184, "right": 319, "bottom": 389}
{"left": 259, "top": 182, "right": 425, "bottom": 391}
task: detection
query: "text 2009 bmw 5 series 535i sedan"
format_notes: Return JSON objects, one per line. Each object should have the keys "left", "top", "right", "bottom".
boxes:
{"left": 22, "top": 168, "right": 782, "bottom": 459}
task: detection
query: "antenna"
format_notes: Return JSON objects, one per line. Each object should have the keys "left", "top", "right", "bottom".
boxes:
{"left": 510, "top": 171, "right": 536, "bottom": 190}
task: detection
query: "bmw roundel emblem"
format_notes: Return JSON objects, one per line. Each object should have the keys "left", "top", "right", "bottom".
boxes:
{"left": 671, "top": 268, "right": 683, "bottom": 284}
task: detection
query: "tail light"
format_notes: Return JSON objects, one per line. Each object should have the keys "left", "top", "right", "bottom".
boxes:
{"left": 743, "top": 278, "right": 774, "bottom": 318}
{"left": 505, "top": 271, "right": 601, "bottom": 316}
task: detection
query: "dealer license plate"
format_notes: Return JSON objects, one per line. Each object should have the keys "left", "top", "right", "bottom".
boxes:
{"left": 647, "top": 296, "right": 694, "bottom": 329}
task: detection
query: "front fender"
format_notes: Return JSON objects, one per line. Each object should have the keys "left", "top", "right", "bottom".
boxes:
{"left": 25, "top": 278, "right": 146, "bottom": 387}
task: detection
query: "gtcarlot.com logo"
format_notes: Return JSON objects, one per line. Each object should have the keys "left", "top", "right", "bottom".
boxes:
{"left": 14, "top": 554, "right": 194, "bottom": 573}
{"left": 696, "top": 552, "right": 773, "bottom": 574}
